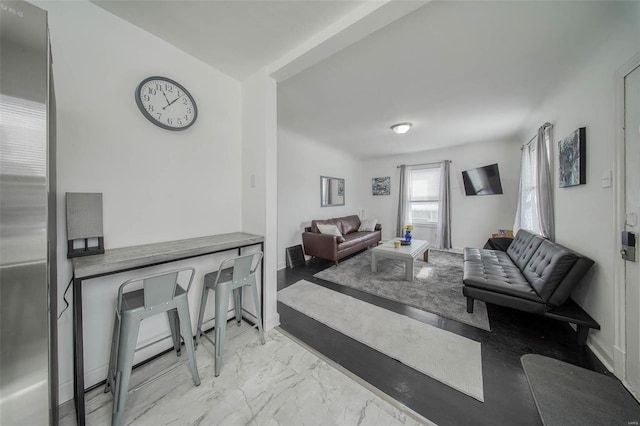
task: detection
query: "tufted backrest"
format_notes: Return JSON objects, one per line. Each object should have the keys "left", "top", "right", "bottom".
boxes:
{"left": 546, "top": 245, "right": 594, "bottom": 306}
{"left": 507, "top": 230, "right": 544, "bottom": 269}
{"left": 522, "top": 240, "right": 578, "bottom": 303}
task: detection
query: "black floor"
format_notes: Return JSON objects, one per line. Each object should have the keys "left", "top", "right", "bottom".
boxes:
{"left": 277, "top": 253, "right": 609, "bottom": 426}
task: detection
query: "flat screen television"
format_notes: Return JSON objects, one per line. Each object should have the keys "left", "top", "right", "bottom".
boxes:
{"left": 462, "top": 163, "right": 504, "bottom": 196}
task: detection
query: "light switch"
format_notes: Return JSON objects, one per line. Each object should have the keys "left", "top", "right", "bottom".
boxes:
{"left": 601, "top": 170, "right": 612, "bottom": 188}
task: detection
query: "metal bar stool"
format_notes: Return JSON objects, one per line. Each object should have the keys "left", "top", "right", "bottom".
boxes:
{"left": 104, "top": 267, "right": 201, "bottom": 426}
{"left": 195, "top": 252, "right": 265, "bottom": 376}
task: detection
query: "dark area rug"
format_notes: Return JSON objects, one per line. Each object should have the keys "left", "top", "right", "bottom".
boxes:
{"left": 521, "top": 354, "right": 640, "bottom": 426}
{"left": 313, "top": 249, "right": 490, "bottom": 331}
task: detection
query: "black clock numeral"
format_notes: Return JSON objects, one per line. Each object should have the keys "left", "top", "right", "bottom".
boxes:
{"left": 147, "top": 105, "right": 154, "bottom": 112}
{"left": 154, "top": 83, "right": 162, "bottom": 90}
{"left": 148, "top": 88, "right": 156, "bottom": 96}
{"left": 167, "top": 118, "right": 173, "bottom": 125}
{"left": 184, "top": 114, "right": 189, "bottom": 120}
{"left": 187, "top": 107, "right": 192, "bottom": 114}
{"left": 183, "top": 98, "right": 188, "bottom": 105}
{"left": 165, "top": 83, "right": 173, "bottom": 92}
{"left": 143, "top": 94, "right": 150, "bottom": 102}
{"left": 156, "top": 112, "right": 162, "bottom": 120}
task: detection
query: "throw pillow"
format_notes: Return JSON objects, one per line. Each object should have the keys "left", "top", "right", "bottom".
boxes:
{"left": 317, "top": 224, "right": 345, "bottom": 243}
{"left": 358, "top": 218, "right": 378, "bottom": 232}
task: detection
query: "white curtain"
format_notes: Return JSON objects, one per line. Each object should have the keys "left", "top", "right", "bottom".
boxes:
{"left": 514, "top": 123, "right": 554, "bottom": 239}
{"left": 436, "top": 160, "right": 451, "bottom": 249}
{"left": 396, "top": 165, "right": 410, "bottom": 237}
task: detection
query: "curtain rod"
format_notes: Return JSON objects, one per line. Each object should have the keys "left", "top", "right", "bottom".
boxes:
{"left": 522, "top": 122, "right": 553, "bottom": 149}
{"left": 396, "top": 160, "right": 451, "bottom": 168}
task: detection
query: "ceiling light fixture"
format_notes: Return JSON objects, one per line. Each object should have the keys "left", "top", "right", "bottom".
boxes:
{"left": 391, "top": 122, "right": 412, "bottom": 134}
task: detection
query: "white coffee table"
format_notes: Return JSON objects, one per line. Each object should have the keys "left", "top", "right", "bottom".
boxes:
{"left": 371, "top": 239, "right": 431, "bottom": 281}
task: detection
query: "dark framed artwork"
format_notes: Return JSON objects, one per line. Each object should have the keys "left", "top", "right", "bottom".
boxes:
{"left": 558, "top": 127, "right": 586, "bottom": 188}
{"left": 372, "top": 177, "right": 391, "bottom": 195}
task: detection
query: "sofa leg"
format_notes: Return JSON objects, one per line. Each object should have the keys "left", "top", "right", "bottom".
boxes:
{"left": 466, "top": 297, "right": 474, "bottom": 313}
{"left": 334, "top": 260, "right": 339, "bottom": 267}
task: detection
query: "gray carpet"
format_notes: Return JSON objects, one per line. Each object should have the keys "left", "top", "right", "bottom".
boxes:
{"left": 314, "top": 249, "right": 490, "bottom": 331}
{"left": 521, "top": 354, "right": 640, "bottom": 426}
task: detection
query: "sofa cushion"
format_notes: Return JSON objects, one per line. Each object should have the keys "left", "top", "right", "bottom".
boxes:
{"left": 317, "top": 224, "right": 345, "bottom": 243}
{"left": 338, "top": 231, "right": 378, "bottom": 251}
{"left": 311, "top": 218, "right": 341, "bottom": 234}
{"left": 358, "top": 218, "right": 378, "bottom": 232}
{"left": 463, "top": 260, "right": 543, "bottom": 302}
{"left": 339, "top": 215, "right": 361, "bottom": 235}
{"left": 507, "top": 230, "right": 545, "bottom": 270}
{"left": 522, "top": 240, "right": 577, "bottom": 302}
{"left": 464, "top": 248, "right": 521, "bottom": 271}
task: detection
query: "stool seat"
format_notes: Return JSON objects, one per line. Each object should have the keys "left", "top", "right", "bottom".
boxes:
{"left": 196, "top": 252, "right": 265, "bottom": 376}
{"left": 203, "top": 267, "right": 233, "bottom": 289}
{"left": 105, "top": 267, "right": 200, "bottom": 426}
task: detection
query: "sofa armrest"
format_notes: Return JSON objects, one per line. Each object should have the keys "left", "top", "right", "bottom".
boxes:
{"left": 375, "top": 223, "right": 382, "bottom": 231}
{"left": 302, "top": 231, "right": 338, "bottom": 259}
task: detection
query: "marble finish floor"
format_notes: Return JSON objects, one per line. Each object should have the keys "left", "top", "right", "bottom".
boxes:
{"left": 59, "top": 323, "right": 431, "bottom": 425}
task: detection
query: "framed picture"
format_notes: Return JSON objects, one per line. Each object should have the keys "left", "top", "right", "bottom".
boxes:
{"left": 558, "top": 127, "right": 586, "bottom": 188}
{"left": 372, "top": 177, "right": 391, "bottom": 195}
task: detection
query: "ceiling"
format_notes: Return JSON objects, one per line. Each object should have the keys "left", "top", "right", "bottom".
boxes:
{"left": 92, "top": 1, "right": 627, "bottom": 158}
{"left": 91, "top": 0, "right": 366, "bottom": 80}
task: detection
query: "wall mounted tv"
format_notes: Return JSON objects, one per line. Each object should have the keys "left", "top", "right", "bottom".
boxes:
{"left": 462, "top": 163, "right": 504, "bottom": 196}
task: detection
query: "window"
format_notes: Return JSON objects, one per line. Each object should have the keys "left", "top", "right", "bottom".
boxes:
{"left": 514, "top": 123, "right": 554, "bottom": 239}
{"left": 408, "top": 166, "right": 440, "bottom": 225}
{"left": 517, "top": 144, "right": 541, "bottom": 234}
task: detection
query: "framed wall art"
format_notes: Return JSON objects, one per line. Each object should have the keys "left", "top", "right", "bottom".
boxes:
{"left": 558, "top": 127, "right": 586, "bottom": 188}
{"left": 372, "top": 177, "right": 391, "bottom": 195}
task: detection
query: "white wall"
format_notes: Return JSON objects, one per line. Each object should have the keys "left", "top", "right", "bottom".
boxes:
{"left": 242, "top": 68, "right": 279, "bottom": 329}
{"left": 277, "top": 127, "right": 364, "bottom": 269}
{"left": 32, "top": 0, "right": 243, "bottom": 402}
{"left": 519, "top": 1, "right": 640, "bottom": 369}
{"left": 361, "top": 139, "right": 521, "bottom": 249}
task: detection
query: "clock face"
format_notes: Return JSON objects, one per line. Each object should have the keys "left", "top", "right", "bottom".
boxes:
{"left": 135, "top": 76, "right": 197, "bottom": 131}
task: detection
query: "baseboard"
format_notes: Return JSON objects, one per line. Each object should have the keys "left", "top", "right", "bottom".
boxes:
{"left": 613, "top": 344, "right": 626, "bottom": 379}
{"left": 265, "top": 313, "right": 281, "bottom": 330}
{"left": 587, "top": 335, "right": 615, "bottom": 373}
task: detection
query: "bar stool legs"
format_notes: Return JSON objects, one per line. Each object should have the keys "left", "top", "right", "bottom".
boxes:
{"left": 176, "top": 297, "right": 200, "bottom": 384}
{"left": 214, "top": 285, "right": 230, "bottom": 377}
{"left": 195, "top": 252, "right": 265, "bottom": 377}
{"left": 105, "top": 268, "right": 200, "bottom": 426}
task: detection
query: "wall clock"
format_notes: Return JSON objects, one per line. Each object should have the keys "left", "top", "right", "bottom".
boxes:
{"left": 135, "top": 76, "right": 198, "bottom": 131}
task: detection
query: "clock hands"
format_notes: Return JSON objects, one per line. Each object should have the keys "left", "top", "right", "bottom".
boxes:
{"left": 163, "top": 93, "right": 185, "bottom": 110}
{"left": 161, "top": 89, "right": 171, "bottom": 108}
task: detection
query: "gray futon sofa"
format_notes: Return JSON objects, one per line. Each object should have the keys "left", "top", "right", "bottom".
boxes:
{"left": 463, "top": 229, "right": 599, "bottom": 344}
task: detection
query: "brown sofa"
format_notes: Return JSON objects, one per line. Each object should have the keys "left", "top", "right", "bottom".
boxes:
{"left": 302, "top": 215, "right": 381, "bottom": 266}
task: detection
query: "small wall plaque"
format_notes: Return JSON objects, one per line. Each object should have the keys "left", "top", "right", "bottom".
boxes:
{"left": 372, "top": 177, "right": 391, "bottom": 195}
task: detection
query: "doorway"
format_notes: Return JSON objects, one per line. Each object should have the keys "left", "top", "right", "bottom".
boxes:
{"left": 616, "top": 54, "right": 640, "bottom": 401}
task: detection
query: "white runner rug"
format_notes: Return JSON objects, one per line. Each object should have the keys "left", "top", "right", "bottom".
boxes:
{"left": 278, "top": 280, "right": 484, "bottom": 402}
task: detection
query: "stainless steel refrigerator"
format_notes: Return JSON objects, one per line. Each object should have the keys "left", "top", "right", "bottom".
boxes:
{"left": 0, "top": 1, "right": 58, "bottom": 424}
